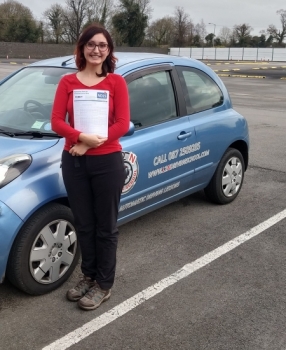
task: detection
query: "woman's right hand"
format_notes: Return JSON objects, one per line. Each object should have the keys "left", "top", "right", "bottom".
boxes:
{"left": 78, "top": 133, "right": 107, "bottom": 148}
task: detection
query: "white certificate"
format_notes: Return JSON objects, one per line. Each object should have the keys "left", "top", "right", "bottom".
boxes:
{"left": 73, "top": 89, "right": 109, "bottom": 137}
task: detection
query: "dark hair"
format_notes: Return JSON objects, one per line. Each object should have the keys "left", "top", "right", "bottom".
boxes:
{"left": 74, "top": 23, "right": 117, "bottom": 77}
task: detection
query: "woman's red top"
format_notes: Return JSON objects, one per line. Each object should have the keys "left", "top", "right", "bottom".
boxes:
{"left": 51, "top": 72, "right": 130, "bottom": 155}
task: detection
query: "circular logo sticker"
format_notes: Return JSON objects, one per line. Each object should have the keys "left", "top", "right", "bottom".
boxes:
{"left": 122, "top": 151, "right": 139, "bottom": 194}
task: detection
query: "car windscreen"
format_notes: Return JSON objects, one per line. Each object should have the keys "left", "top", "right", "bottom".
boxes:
{"left": 0, "top": 66, "right": 75, "bottom": 136}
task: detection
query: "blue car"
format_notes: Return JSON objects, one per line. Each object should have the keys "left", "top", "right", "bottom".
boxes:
{"left": 0, "top": 53, "right": 249, "bottom": 295}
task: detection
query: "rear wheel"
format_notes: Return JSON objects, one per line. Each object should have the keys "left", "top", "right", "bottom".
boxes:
{"left": 204, "top": 148, "right": 245, "bottom": 204}
{"left": 6, "top": 203, "right": 80, "bottom": 295}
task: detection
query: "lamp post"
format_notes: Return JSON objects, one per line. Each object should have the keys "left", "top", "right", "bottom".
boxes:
{"left": 209, "top": 22, "right": 216, "bottom": 47}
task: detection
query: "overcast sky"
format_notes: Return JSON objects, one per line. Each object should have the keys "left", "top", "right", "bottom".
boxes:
{"left": 3, "top": 0, "right": 286, "bottom": 36}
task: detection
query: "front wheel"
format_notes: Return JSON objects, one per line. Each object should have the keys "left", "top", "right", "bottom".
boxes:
{"left": 204, "top": 148, "right": 245, "bottom": 205}
{"left": 6, "top": 203, "right": 80, "bottom": 295}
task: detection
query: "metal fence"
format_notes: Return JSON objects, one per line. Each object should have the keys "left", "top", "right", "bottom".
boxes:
{"left": 169, "top": 47, "right": 286, "bottom": 62}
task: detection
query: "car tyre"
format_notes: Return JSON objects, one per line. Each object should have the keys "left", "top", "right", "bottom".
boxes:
{"left": 6, "top": 203, "right": 80, "bottom": 295}
{"left": 204, "top": 148, "right": 245, "bottom": 205}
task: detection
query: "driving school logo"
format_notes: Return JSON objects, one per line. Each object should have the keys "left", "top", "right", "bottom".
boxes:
{"left": 97, "top": 92, "right": 107, "bottom": 99}
{"left": 122, "top": 151, "right": 139, "bottom": 194}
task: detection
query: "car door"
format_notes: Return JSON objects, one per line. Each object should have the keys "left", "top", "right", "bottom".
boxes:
{"left": 175, "top": 66, "right": 230, "bottom": 187}
{"left": 118, "top": 65, "right": 199, "bottom": 223}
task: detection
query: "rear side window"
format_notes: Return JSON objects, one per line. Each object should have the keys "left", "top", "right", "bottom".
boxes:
{"left": 176, "top": 66, "right": 223, "bottom": 115}
{"left": 128, "top": 70, "right": 177, "bottom": 128}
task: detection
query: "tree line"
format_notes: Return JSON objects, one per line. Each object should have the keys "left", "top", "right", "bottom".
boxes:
{"left": 0, "top": 0, "right": 285, "bottom": 47}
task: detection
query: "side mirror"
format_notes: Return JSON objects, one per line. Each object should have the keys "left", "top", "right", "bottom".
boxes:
{"left": 123, "top": 121, "right": 135, "bottom": 137}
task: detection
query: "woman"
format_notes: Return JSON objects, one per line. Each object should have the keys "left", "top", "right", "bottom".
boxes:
{"left": 51, "top": 24, "right": 130, "bottom": 311}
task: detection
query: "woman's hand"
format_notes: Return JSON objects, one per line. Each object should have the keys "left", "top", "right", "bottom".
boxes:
{"left": 78, "top": 133, "right": 107, "bottom": 148}
{"left": 69, "top": 143, "right": 91, "bottom": 156}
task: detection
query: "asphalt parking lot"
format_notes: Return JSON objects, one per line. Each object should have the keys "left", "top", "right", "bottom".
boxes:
{"left": 0, "top": 60, "right": 286, "bottom": 350}
{"left": 205, "top": 60, "right": 286, "bottom": 79}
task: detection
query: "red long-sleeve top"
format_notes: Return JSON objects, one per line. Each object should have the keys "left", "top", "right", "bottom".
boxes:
{"left": 51, "top": 72, "right": 130, "bottom": 155}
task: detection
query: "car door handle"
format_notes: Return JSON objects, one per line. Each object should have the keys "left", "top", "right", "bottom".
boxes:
{"left": 177, "top": 131, "right": 192, "bottom": 140}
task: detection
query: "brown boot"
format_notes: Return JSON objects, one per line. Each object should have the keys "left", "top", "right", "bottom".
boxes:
{"left": 66, "top": 275, "right": 95, "bottom": 301}
{"left": 78, "top": 282, "right": 111, "bottom": 310}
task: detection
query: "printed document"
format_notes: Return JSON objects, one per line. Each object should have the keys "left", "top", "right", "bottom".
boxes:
{"left": 73, "top": 89, "right": 109, "bottom": 137}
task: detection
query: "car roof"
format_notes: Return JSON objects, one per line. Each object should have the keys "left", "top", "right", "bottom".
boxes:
{"left": 29, "top": 52, "right": 167, "bottom": 67}
{"left": 29, "top": 52, "right": 202, "bottom": 71}
{"left": 28, "top": 52, "right": 221, "bottom": 87}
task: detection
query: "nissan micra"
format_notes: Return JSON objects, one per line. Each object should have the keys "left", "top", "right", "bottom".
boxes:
{"left": 0, "top": 53, "right": 249, "bottom": 294}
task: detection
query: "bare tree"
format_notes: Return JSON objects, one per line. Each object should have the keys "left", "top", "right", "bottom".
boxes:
{"left": 218, "top": 26, "right": 232, "bottom": 46}
{"left": 233, "top": 23, "right": 253, "bottom": 46}
{"left": 86, "top": 0, "right": 114, "bottom": 29}
{"left": 0, "top": 0, "right": 33, "bottom": 18}
{"left": 43, "top": 4, "right": 65, "bottom": 43}
{"left": 62, "top": 0, "right": 90, "bottom": 43}
{"left": 194, "top": 19, "right": 206, "bottom": 46}
{"left": 136, "top": 0, "right": 152, "bottom": 19}
{"left": 228, "top": 29, "right": 237, "bottom": 46}
{"left": 147, "top": 16, "right": 174, "bottom": 46}
{"left": 172, "top": 6, "right": 193, "bottom": 47}
{"left": 267, "top": 9, "right": 286, "bottom": 45}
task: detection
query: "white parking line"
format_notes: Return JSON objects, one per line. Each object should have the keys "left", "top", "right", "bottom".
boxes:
{"left": 42, "top": 209, "right": 286, "bottom": 350}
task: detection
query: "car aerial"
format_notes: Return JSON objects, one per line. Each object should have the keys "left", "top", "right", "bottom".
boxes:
{"left": 0, "top": 52, "right": 249, "bottom": 295}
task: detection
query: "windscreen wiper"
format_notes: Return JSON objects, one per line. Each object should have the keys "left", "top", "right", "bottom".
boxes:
{"left": 13, "top": 131, "right": 62, "bottom": 138}
{"left": 0, "top": 128, "right": 15, "bottom": 137}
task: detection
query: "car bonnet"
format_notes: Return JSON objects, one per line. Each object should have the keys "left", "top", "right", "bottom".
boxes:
{"left": 0, "top": 136, "right": 61, "bottom": 159}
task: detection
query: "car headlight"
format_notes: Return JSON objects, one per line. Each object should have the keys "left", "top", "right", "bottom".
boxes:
{"left": 0, "top": 154, "right": 32, "bottom": 189}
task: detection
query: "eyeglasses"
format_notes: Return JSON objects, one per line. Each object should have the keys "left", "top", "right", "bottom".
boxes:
{"left": 85, "top": 42, "right": 109, "bottom": 51}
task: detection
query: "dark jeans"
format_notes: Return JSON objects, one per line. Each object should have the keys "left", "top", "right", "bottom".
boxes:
{"left": 61, "top": 150, "right": 126, "bottom": 290}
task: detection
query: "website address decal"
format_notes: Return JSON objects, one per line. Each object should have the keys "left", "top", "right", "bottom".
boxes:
{"left": 148, "top": 150, "right": 210, "bottom": 179}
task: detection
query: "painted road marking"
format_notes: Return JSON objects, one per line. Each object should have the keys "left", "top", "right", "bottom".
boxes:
{"left": 218, "top": 74, "right": 266, "bottom": 78}
{"left": 42, "top": 209, "right": 286, "bottom": 350}
{"left": 234, "top": 62, "right": 269, "bottom": 64}
{"left": 0, "top": 61, "right": 28, "bottom": 65}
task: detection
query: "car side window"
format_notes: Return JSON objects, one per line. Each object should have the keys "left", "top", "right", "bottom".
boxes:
{"left": 128, "top": 71, "right": 177, "bottom": 128}
{"left": 176, "top": 66, "right": 223, "bottom": 115}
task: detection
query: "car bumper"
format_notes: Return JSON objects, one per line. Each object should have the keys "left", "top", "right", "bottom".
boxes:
{"left": 0, "top": 200, "right": 23, "bottom": 283}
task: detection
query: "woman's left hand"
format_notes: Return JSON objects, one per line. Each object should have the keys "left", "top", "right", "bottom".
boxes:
{"left": 69, "top": 143, "right": 90, "bottom": 156}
